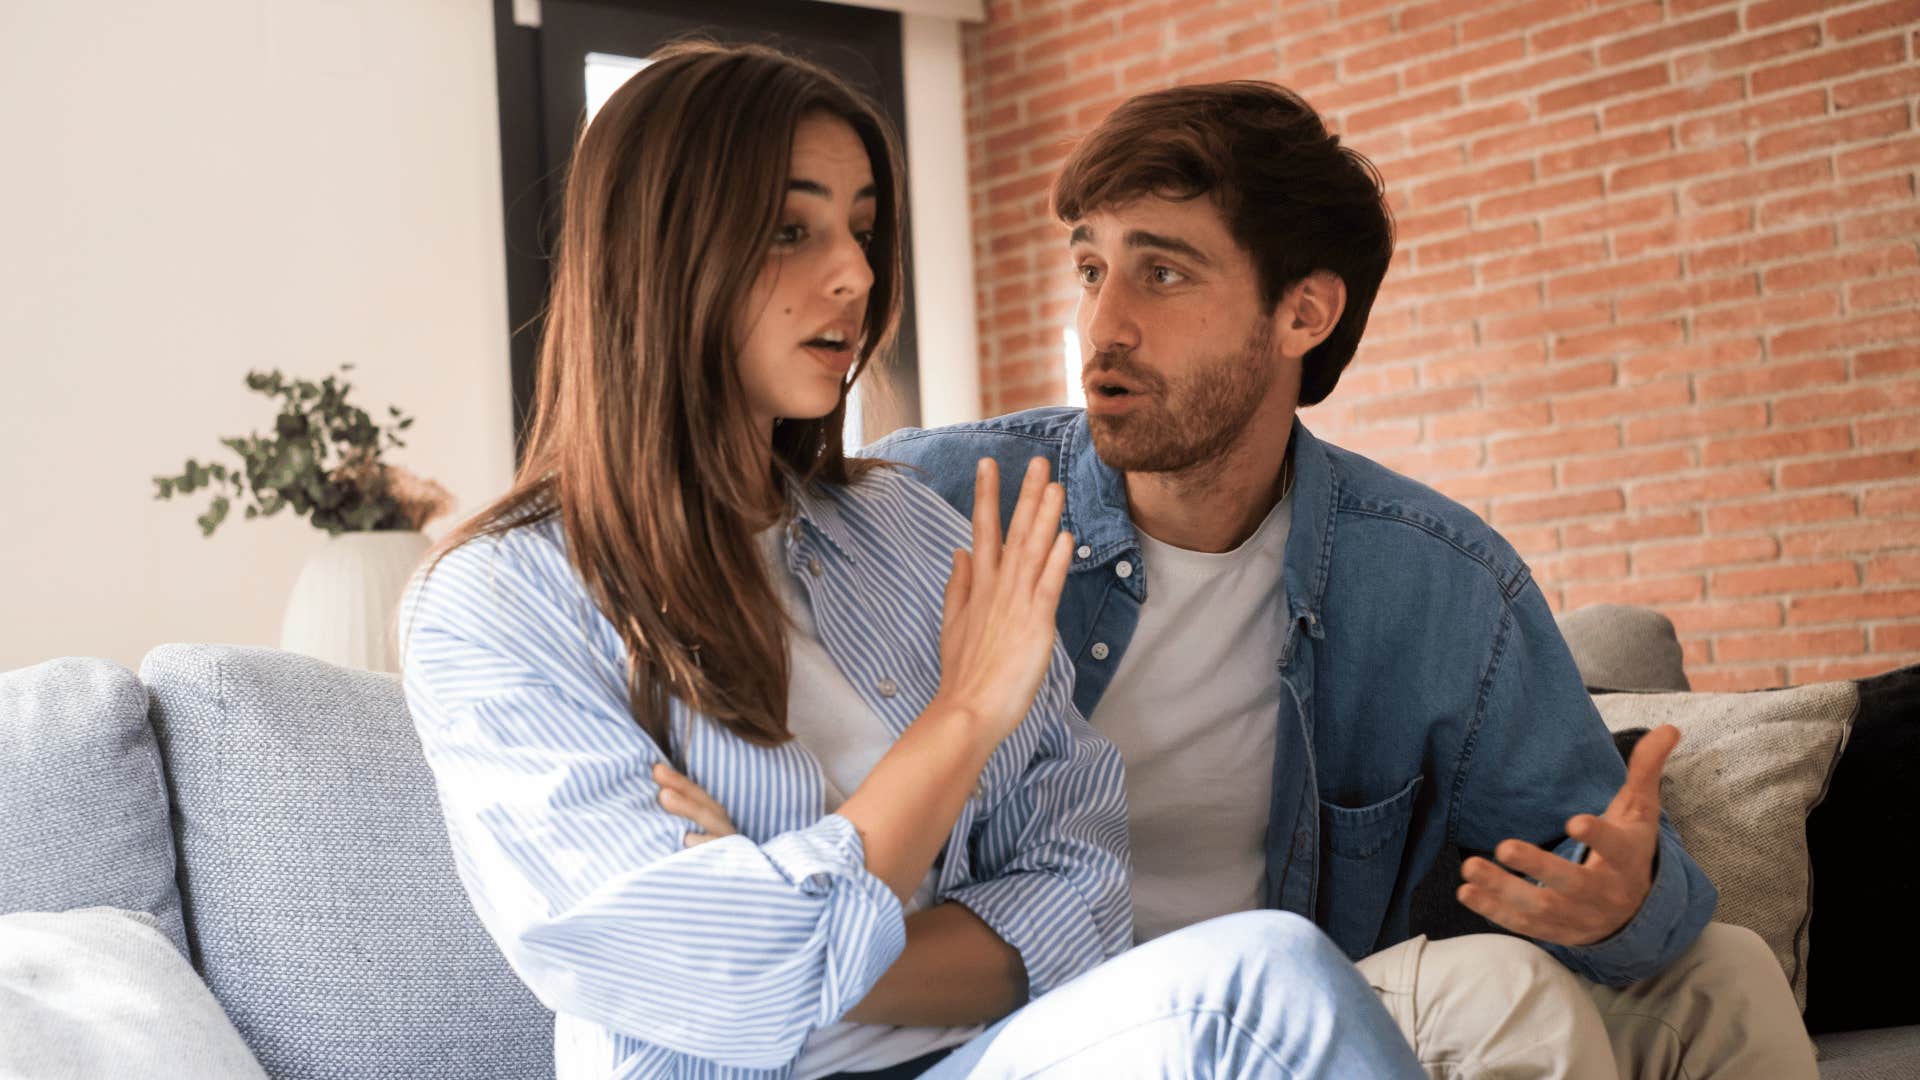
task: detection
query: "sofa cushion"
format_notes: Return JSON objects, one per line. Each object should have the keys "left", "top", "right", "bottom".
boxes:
{"left": 1595, "top": 681, "right": 1855, "bottom": 1011}
{"left": 0, "top": 657, "right": 188, "bottom": 955}
{"left": 0, "top": 907, "right": 266, "bottom": 1080}
{"left": 1556, "top": 604, "right": 1690, "bottom": 692}
{"left": 1812, "top": 1024, "right": 1920, "bottom": 1080}
{"left": 140, "top": 644, "right": 553, "bottom": 1080}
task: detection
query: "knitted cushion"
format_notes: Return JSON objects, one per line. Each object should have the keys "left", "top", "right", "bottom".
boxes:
{"left": 1556, "top": 604, "right": 1691, "bottom": 693}
{"left": 1596, "top": 681, "right": 1856, "bottom": 1011}
{"left": 0, "top": 657, "right": 188, "bottom": 955}
{"left": 140, "top": 644, "right": 553, "bottom": 1080}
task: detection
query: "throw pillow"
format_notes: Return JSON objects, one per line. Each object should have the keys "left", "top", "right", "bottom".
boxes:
{"left": 1594, "top": 681, "right": 1856, "bottom": 1011}
{"left": 0, "top": 657, "right": 187, "bottom": 955}
{"left": 0, "top": 907, "right": 266, "bottom": 1080}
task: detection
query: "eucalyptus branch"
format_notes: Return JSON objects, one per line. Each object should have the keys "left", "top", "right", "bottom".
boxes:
{"left": 153, "top": 364, "right": 445, "bottom": 537}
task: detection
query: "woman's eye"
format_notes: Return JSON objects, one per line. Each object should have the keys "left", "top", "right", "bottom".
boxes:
{"left": 854, "top": 230, "right": 876, "bottom": 252}
{"left": 774, "top": 223, "right": 807, "bottom": 246}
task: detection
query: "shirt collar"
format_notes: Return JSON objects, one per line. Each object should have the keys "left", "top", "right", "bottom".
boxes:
{"left": 1062, "top": 410, "right": 1337, "bottom": 626}
{"left": 1061, "top": 412, "right": 1146, "bottom": 598}
{"left": 784, "top": 478, "right": 859, "bottom": 563}
{"left": 1283, "top": 420, "right": 1335, "bottom": 631}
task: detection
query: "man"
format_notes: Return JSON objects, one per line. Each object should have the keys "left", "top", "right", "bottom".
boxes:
{"left": 874, "top": 82, "right": 1816, "bottom": 1077}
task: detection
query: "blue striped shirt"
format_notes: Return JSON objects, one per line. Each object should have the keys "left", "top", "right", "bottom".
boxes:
{"left": 399, "top": 466, "right": 1132, "bottom": 1079}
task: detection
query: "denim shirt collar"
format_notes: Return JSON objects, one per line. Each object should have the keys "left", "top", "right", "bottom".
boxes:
{"left": 1058, "top": 410, "right": 1337, "bottom": 632}
{"left": 1061, "top": 412, "right": 1143, "bottom": 598}
{"left": 1282, "top": 419, "right": 1336, "bottom": 645}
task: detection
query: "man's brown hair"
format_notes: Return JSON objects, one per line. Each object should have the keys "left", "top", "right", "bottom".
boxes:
{"left": 1053, "top": 82, "right": 1394, "bottom": 406}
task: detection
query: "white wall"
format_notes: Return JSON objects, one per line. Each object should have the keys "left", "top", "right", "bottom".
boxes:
{"left": 902, "top": 13, "right": 982, "bottom": 428}
{"left": 0, "top": 0, "right": 516, "bottom": 672}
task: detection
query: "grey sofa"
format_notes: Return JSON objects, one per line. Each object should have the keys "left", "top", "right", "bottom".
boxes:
{"left": 1, "top": 630, "right": 1913, "bottom": 1078}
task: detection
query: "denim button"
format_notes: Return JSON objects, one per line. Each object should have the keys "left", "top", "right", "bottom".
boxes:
{"left": 1076, "top": 544, "right": 1092, "bottom": 560}
{"left": 1115, "top": 560, "right": 1133, "bottom": 579}
{"left": 1090, "top": 642, "right": 1110, "bottom": 661}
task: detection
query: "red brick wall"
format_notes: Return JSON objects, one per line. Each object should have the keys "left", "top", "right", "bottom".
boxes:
{"left": 963, "top": 0, "right": 1920, "bottom": 690}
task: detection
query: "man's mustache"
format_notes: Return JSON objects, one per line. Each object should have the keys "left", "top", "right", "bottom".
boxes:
{"left": 1084, "top": 348, "right": 1165, "bottom": 393}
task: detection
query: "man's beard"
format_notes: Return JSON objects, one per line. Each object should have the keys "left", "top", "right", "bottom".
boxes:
{"left": 1083, "top": 321, "right": 1276, "bottom": 474}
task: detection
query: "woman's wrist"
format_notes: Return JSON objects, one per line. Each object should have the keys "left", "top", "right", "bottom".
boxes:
{"left": 920, "top": 693, "right": 1006, "bottom": 755}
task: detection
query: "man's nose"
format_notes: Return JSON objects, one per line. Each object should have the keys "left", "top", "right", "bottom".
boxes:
{"left": 1082, "top": 280, "right": 1140, "bottom": 353}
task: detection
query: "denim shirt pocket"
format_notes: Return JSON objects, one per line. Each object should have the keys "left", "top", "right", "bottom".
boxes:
{"left": 1317, "top": 774, "right": 1424, "bottom": 959}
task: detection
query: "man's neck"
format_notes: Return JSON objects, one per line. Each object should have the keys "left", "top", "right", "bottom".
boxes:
{"left": 1124, "top": 403, "right": 1298, "bottom": 555}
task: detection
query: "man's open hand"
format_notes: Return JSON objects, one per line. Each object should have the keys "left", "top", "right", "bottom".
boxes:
{"left": 1457, "top": 723, "right": 1680, "bottom": 947}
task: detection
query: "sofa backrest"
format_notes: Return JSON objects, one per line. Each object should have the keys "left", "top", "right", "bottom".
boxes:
{"left": 0, "top": 656, "right": 189, "bottom": 955}
{"left": 140, "top": 643, "right": 554, "bottom": 1080}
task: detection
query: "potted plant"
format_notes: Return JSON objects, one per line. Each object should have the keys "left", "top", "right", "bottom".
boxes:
{"left": 153, "top": 365, "right": 451, "bottom": 672}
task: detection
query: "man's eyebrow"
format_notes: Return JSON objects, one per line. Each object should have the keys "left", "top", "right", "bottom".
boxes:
{"left": 1126, "top": 229, "right": 1212, "bottom": 266}
{"left": 1065, "top": 224, "right": 1212, "bottom": 266}
{"left": 788, "top": 179, "right": 878, "bottom": 201}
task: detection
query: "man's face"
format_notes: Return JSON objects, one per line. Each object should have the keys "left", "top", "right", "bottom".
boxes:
{"left": 1068, "top": 196, "right": 1289, "bottom": 473}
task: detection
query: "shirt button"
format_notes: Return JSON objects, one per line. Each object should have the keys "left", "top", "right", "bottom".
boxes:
{"left": 1115, "top": 560, "right": 1133, "bottom": 579}
{"left": 1076, "top": 544, "right": 1092, "bottom": 560}
{"left": 970, "top": 782, "right": 984, "bottom": 799}
{"left": 807, "top": 557, "right": 824, "bottom": 577}
{"left": 876, "top": 678, "right": 898, "bottom": 698}
{"left": 788, "top": 521, "right": 802, "bottom": 540}
{"left": 1090, "top": 642, "right": 1110, "bottom": 661}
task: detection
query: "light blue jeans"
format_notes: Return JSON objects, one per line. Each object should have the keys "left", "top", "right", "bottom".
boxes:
{"left": 918, "top": 910, "right": 1423, "bottom": 1078}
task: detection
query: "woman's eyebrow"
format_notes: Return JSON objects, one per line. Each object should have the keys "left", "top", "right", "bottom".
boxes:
{"left": 788, "top": 178, "right": 878, "bottom": 201}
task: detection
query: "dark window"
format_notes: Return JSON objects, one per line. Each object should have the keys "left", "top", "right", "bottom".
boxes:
{"left": 490, "top": 0, "right": 920, "bottom": 459}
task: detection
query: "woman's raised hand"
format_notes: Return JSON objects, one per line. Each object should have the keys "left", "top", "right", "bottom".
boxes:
{"left": 932, "top": 457, "right": 1074, "bottom": 743}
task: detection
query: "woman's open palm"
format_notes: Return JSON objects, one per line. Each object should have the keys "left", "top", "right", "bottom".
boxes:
{"left": 933, "top": 457, "right": 1074, "bottom": 742}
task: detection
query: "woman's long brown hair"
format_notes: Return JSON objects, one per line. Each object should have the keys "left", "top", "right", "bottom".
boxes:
{"left": 423, "top": 42, "right": 902, "bottom": 750}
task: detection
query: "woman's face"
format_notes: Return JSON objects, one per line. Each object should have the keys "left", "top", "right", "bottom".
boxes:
{"left": 735, "top": 111, "right": 879, "bottom": 433}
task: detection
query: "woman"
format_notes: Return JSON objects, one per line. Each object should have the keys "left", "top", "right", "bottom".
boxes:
{"left": 402, "top": 42, "right": 1419, "bottom": 1080}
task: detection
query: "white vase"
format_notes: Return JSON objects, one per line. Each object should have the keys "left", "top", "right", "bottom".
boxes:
{"left": 279, "top": 530, "right": 433, "bottom": 673}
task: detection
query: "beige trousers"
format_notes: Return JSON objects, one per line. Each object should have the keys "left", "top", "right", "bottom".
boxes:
{"left": 1354, "top": 923, "right": 1818, "bottom": 1080}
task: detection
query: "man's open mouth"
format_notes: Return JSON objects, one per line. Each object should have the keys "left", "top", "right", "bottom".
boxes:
{"left": 1087, "top": 374, "right": 1147, "bottom": 398}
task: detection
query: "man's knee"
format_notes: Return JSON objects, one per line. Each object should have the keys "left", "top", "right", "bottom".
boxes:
{"left": 1420, "top": 933, "right": 1592, "bottom": 1011}
{"left": 1685, "top": 922, "right": 1779, "bottom": 979}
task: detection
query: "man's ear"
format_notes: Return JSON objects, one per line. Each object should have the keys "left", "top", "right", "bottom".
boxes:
{"left": 1278, "top": 271, "right": 1347, "bottom": 358}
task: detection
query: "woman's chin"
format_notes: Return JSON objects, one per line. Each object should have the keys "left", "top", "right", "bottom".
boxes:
{"left": 776, "top": 397, "right": 845, "bottom": 426}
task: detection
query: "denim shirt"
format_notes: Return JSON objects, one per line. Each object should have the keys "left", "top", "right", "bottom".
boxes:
{"left": 872, "top": 407, "right": 1716, "bottom": 986}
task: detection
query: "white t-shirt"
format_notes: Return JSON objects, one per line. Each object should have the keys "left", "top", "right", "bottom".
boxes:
{"left": 757, "top": 527, "right": 982, "bottom": 1079}
{"left": 1088, "top": 492, "right": 1290, "bottom": 943}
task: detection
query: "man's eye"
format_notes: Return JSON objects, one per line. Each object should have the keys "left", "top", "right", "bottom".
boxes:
{"left": 1149, "top": 266, "right": 1184, "bottom": 286}
{"left": 774, "top": 224, "right": 807, "bottom": 246}
{"left": 1076, "top": 264, "right": 1102, "bottom": 286}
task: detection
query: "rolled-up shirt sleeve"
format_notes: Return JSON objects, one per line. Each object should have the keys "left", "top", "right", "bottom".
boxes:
{"left": 400, "top": 533, "right": 906, "bottom": 1070}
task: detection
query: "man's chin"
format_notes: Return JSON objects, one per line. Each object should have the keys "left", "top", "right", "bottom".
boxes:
{"left": 1086, "top": 412, "right": 1191, "bottom": 473}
